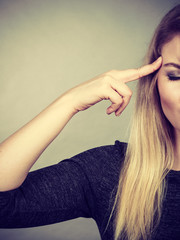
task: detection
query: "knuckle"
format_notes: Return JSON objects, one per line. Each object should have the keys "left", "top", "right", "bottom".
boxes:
{"left": 103, "top": 69, "right": 119, "bottom": 79}
{"left": 107, "top": 69, "right": 117, "bottom": 74}
{"left": 102, "top": 74, "right": 115, "bottom": 87}
{"left": 103, "top": 74, "right": 112, "bottom": 83}
{"left": 112, "top": 97, "right": 123, "bottom": 107}
{"left": 124, "top": 89, "right": 133, "bottom": 98}
{"left": 117, "top": 96, "right": 123, "bottom": 105}
{"left": 123, "top": 95, "right": 131, "bottom": 105}
{"left": 128, "top": 90, "right": 133, "bottom": 97}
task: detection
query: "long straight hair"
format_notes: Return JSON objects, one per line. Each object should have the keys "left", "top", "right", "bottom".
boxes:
{"left": 112, "top": 5, "right": 180, "bottom": 240}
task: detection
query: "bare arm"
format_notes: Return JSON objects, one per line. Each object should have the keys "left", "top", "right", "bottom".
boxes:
{"left": 0, "top": 94, "right": 77, "bottom": 191}
{"left": 0, "top": 57, "right": 162, "bottom": 191}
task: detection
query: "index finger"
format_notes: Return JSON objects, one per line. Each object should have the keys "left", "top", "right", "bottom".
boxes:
{"left": 120, "top": 56, "right": 162, "bottom": 83}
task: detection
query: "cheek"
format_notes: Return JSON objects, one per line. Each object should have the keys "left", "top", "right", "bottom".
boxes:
{"left": 158, "top": 80, "right": 180, "bottom": 128}
{"left": 160, "top": 96, "right": 175, "bottom": 118}
{"left": 159, "top": 85, "right": 174, "bottom": 108}
{"left": 158, "top": 78, "right": 170, "bottom": 107}
{"left": 159, "top": 92, "right": 174, "bottom": 115}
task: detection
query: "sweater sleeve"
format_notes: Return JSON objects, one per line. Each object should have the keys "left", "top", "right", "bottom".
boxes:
{"left": 0, "top": 141, "right": 126, "bottom": 229}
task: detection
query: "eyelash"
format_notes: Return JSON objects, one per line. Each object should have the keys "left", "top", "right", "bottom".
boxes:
{"left": 167, "top": 74, "right": 180, "bottom": 81}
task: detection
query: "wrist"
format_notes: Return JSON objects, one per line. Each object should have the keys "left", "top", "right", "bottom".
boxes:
{"left": 52, "top": 92, "right": 79, "bottom": 117}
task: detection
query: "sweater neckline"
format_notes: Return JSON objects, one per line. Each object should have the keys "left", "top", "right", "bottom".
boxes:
{"left": 168, "top": 169, "right": 180, "bottom": 178}
{"left": 169, "top": 169, "right": 180, "bottom": 173}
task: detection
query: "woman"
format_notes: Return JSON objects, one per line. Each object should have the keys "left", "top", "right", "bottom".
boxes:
{"left": 0, "top": 4, "right": 179, "bottom": 240}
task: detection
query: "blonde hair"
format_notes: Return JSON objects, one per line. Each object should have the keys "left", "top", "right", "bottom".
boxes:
{"left": 109, "top": 5, "right": 180, "bottom": 240}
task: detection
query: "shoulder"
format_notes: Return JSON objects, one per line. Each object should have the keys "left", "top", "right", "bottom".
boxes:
{"left": 57, "top": 141, "right": 127, "bottom": 219}
{"left": 69, "top": 140, "right": 127, "bottom": 167}
{"left": 69, "top": 141, "right": 128, "bottom": 220}
{"left": 62, "top": 141, "right": 127, "bottom": 185}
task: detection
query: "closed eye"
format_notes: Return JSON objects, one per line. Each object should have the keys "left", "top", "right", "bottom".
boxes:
{"left": 167, "top": 74, "right": 180, "bottom": 81}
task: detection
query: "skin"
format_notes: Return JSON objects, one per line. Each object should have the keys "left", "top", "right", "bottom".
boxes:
{"left": 157, "top": 34, "right": 180, "bottom": 170}
{"left": 0, "top": 58, "right": 162, "bottom": 191}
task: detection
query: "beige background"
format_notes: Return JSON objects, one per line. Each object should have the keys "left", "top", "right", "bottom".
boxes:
{"left": 0, "top": 0, "right": 178, "bottom": 239}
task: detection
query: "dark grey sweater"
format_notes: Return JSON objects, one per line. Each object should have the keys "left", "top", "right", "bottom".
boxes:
{"left": 0, "top": 141, "right": 180, "bottom": 239}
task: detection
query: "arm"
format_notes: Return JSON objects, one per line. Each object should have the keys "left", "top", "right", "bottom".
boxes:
{"left": 0, "top": 57, "right": 162, "bottom": 191}
{"left": 0, "top": 94, "right": 76, "bottom": 191}
{"left": 0, "top": 142, "right": 125, "bottom": 228}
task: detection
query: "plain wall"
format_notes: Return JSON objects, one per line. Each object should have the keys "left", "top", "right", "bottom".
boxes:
{"left": 0, "top": 0, "right": 178, "bottom": 239}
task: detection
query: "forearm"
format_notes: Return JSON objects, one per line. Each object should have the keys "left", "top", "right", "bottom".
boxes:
{"left": 0, "top": 59, "right": 162, "bottom": 191}
{"left": 0, "top": 93, "right": 76, "bottom": 191}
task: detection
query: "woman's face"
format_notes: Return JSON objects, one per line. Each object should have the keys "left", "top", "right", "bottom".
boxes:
{"left": 157, "top": 34, "right": 180, "bottom": 135}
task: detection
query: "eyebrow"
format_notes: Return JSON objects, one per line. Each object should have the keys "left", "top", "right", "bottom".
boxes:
{"left": 163, "top": 62, "right": 180, "bottom": 69}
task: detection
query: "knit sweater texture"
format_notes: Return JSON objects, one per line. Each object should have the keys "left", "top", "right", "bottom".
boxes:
{"left": 0, "top": 141, "right": 180, "bottom": 239}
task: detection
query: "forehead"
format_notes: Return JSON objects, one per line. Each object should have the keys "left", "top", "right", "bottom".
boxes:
{"left": 161, "top": 35, "right": 180, "bottom": 63}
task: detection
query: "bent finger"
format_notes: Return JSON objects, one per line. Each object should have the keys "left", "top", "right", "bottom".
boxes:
{"left": 106, "top": 89, "right": 123, "bottom": 114}
{"left": 115, "top": 94, "right": 132, "bottom": 116}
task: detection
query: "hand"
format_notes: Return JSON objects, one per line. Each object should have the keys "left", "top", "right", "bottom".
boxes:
{"left": 0, "top": 57, "right": 162, "bottom": 191}
{"left": 66, "top": 57, "right": 162, "bottom": 116}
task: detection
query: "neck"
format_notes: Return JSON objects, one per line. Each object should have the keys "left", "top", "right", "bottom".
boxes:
{"left": 172, "top": 129, "right": 180, "bottom": 171}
